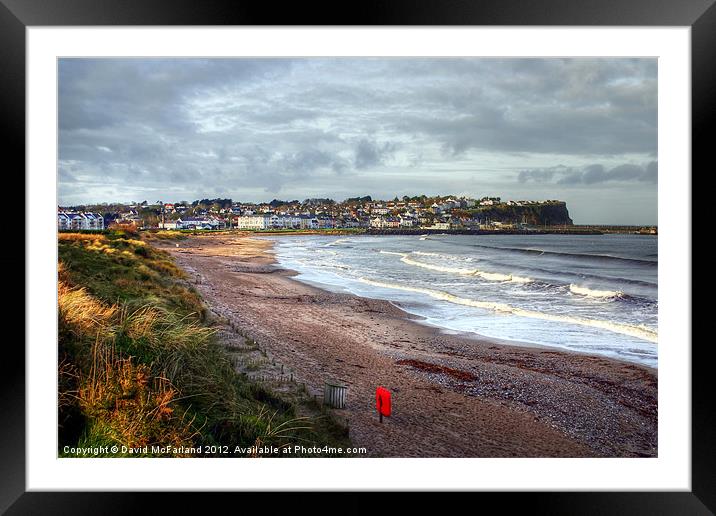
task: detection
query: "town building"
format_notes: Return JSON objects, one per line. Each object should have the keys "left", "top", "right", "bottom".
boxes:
{"left": 58, "top": 211, "right": 105, "bottom": 231}
{"left": 235, "top": 215, "right": 271, "bottom": 230}
{"left": 175, "top": 217, "right": 221, "bottom": 230}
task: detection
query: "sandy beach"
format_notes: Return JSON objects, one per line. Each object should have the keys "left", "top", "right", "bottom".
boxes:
{"left": 158, "top": 233, "right": 657, "bottom": 458}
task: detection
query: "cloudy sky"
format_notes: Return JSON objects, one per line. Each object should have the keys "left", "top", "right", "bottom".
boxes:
{"left": 59, "top": 58, "right": 657, "bottom": 224}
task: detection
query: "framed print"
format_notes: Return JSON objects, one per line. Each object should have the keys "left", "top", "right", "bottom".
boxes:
{"left": 4, "top": 0, "right": 709, "bottom": 513}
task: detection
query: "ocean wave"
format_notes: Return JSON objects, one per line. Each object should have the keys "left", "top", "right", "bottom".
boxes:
{"left": 380, "top": 250, "right": 532, "bottom": 283}
{"left": 474, "top": 258, "right": 658, "bottom": 289}
{"left": 324, "top": 238, "right": 351, "bottom": 247}
{"left": 413, "top": 251, "right": 470, "bottom": 262}
{"left": 357, "top": 277, "right": 657, "bottom": 343}
{"left": 569, "top": 284, "right": 624, "bottom": 299}
{"left": 401, "top": 256, "right": 480, "bottom": 276}
{"left": 319, "top": 261, "right": 350, "bottom": 271}
{"left": 460, "top": 243, "right": 657, "bottom": 266}
{"left": 402, "top": 255, "right": 532, "bottom": 283}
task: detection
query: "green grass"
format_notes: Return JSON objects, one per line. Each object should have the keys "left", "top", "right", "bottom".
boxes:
{"left": 58, "top": 230, "right": 353, "bottom": 457}
{"left": 59, "top": 231, "right": 204, "bottom": 316}
{"left": 142, "top": 230, "right": 189, "bottom": 241}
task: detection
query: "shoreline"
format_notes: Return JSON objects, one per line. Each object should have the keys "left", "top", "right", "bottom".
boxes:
{"left": 264, "top": 233, "right": 657, "bottom": 370}
{"left": 282, "top": 272, "right": 588, "bottom": 356}
{"left": 164, "top": 226, "right": 657, "bottom": 237}
{"left": 159, "top": 233, "right": 657, "bottom": 457}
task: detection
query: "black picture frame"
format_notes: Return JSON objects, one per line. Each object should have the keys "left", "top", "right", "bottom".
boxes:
{"left": 4, "top": 0, "right": 707, "bottom": 513}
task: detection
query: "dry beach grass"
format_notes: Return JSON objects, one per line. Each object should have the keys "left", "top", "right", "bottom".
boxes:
{"left": 58, "top": 231, "right": 353, "bottom": 456}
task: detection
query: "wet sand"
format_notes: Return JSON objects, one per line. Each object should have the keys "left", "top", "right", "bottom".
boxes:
{"left": 159, "top": 233, "right": 657, "bottom": 457}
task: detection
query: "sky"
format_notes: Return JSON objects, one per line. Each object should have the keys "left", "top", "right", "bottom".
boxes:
{"left": 58, "top": 58, "right": 657, "bottom": 224}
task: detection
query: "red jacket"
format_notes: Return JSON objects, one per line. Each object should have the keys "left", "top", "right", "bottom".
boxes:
{"left": 376, "top": 386, "right": 391, "bottom": 417}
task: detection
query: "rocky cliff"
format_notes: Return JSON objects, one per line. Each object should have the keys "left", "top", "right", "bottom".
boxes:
{"left": 473, "top": 201, "right": 573, "bottom": 225}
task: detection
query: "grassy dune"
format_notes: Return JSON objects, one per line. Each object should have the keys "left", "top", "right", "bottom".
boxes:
{"left": 58, "top": 229, "right": 351, "bottom": 457}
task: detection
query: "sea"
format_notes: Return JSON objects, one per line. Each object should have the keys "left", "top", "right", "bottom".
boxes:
{"left": 267, "top": 233, "right": 658, "bottom": 368}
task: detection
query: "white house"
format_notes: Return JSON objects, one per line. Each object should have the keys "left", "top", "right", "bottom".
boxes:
{"left": 84, "top": 212, "right": 104, "bottom": 230}
{"left": 399, "top": 215, "right": 418, "bottom": 227}
{"left": 298, "top": 215, "right": 319, "bottom": 229}
{"left": 176, "top": 217, "right": 219, "bottom": 230}
{"left": 425, "top": 222, "right": 451, "bottom": 230}
{"left": 235, "top": 215, "right": 271, "bottom": 230}
{"left": 372, "top": 217, "right": 401, "bottom": 228}
{"left": 316, "top": 217, "right": 335, "bottom": 229}
{"left": 58, "top": 211, "right": 105, "bottom": 231}
{"left": 268, "top": 214, "right": 283, "bottom": 228}
{"left": 58, "top": 212, "right": 70, "bottom": 230}
{"left": 69, "top": 213, "right": 86, "bottom": 230}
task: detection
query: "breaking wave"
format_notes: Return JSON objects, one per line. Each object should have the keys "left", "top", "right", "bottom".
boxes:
{"left": 324, "top": 238, "right": 351, "bottom": 247}
{"left": 569, "top": 284, "right": 624, "bottom": 299}
{"left": 455, "top": 243, "right": 658, "bottom": 266}
{"left": 357, "top": 277, "right": 657, "bottom": 343}
{"left": 380, "top": 250, "right": 532, "bottom": 283}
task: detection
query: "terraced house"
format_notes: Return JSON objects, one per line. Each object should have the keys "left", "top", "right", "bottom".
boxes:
{"left": 58, "top": 211, "right": 105, "bottom": 231}
{"left": 235, "top": 214, "right": 320, "bottom": 230}
{"left": 175, "top": 216, "right": 222, "bottom": 230}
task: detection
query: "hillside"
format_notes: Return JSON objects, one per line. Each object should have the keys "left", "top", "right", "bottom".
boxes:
{"left": 472, "top": 201, "right": 573, "bottom": 225}
{"left": 57, "top": 228, "right": 352, "bottom": 457}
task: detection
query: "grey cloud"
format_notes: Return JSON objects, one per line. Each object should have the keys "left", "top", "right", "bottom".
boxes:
{"left": 608, "top": 164, "right": 646, "bottom": 181}
{"left": 405, "top": 103, "right": 654, "bottom": 157}
{"left": 517, "top": 162, "right": 657, "bottom": 186}
{"left": 58, "top": 167, "right": 76, "bottom": 183}
{"left": 538, "top": 162, "right": 659, "bottom": 185}
{"left": 643, "top": 161, "right": 658, "bottom": 183}
{"left": 331, "top": 160, "right": 348, "bottom": 175}
{"left": 582, "top": 165, "right": 606, "bottom": 184}
{"left": 281, "top": 149, "right": 335, "bottom": 173}
{"left": 355, "top": 140, "right": 380, "bottom": 169}
{"left": 169, "top": 166, "right": 200, "bottom": 183}
{"left": 355, "top": 139, "right": 397, "bottom": 169}
{"left": 558, "top": 172, "right": 584, "bottom": 185}
{"left": 379, "top": 58, "right": 657, "bottom": 156}
{"left": 247, "top": 107, "right": 320, "bottom": 125}
{"left": 517, "top": 169, "right": 556, "bottom": 183}
{"left": 58, "top": 58, "right": 657, "bottom": 223}
{"left": 59, "top": 58, "right": 295, "bottom": 131}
